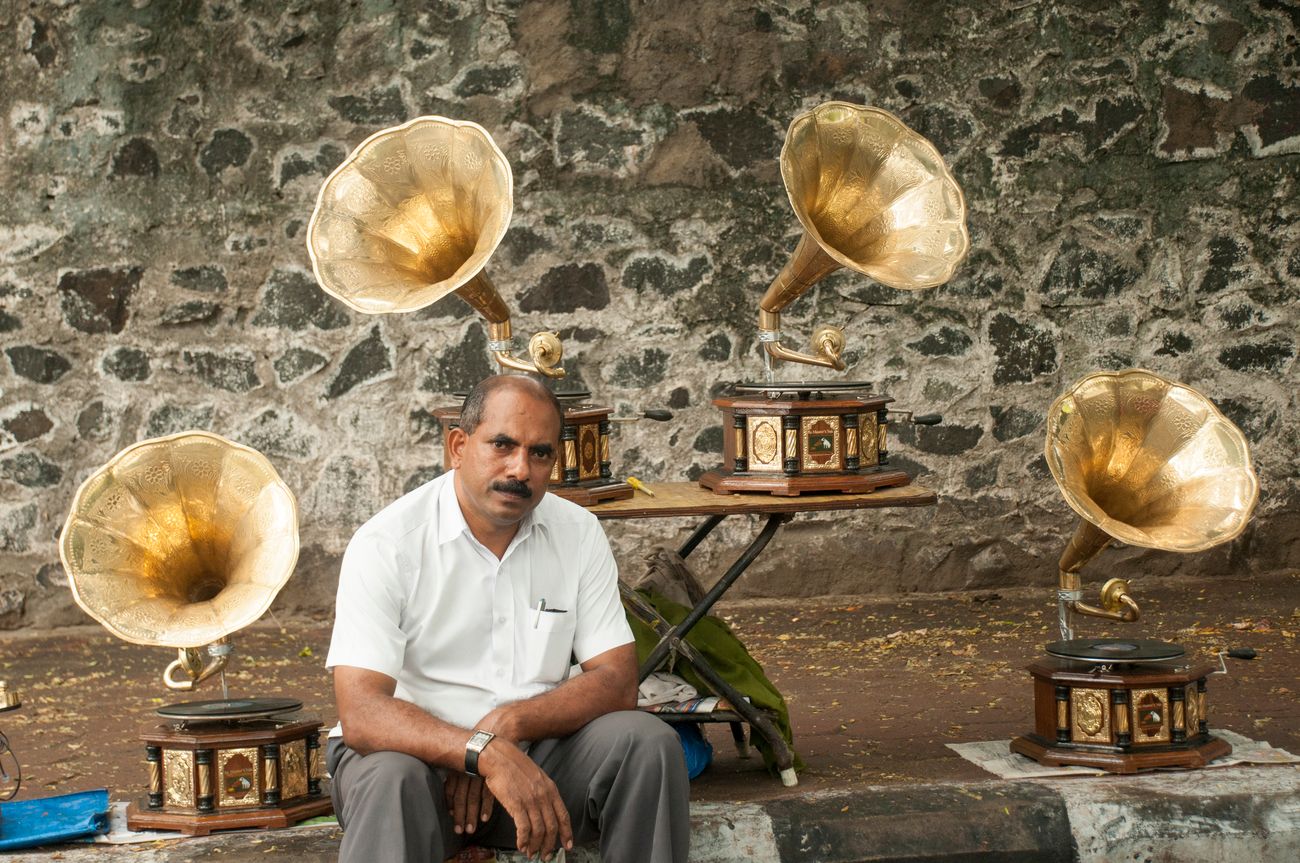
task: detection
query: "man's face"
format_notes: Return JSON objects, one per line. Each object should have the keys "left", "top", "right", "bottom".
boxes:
{"left": 448, "top": 389, "right": 560, "bottom": 529}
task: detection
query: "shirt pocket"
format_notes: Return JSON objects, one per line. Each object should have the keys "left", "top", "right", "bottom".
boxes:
{"left": 519, "top": 612, "right": 576, "bottom": 684}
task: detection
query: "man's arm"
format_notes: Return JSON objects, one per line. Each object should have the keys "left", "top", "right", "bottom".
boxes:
{"left": 474, "top": 642, "right": 638, "bottom": 744}
{"left": 333, "top": 665, "right": 473, "bottom": 763}
{"left": 334, "top": 665, "right": 575, "bottom": 859}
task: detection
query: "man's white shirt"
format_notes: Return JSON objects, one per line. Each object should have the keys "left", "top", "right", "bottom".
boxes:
{"left": 325, "top": 470, "right": 633, "bottom": 737}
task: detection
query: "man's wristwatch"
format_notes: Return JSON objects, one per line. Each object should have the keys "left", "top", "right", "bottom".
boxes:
{"left": 464, "top": 730, "right": 495, "bottom": 776}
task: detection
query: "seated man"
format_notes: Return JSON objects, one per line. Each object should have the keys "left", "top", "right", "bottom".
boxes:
{"left": 326, "top": 375, "right": 689, "bottom": 863}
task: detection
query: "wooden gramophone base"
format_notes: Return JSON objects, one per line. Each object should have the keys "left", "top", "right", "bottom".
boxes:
{"left": 549, "top": 479, "right": 634, "bottom": 505}
{"left": 1009, "top": 732, "right": 1230, "bottom": 773}
{"left": 126, "top": 794, "right": 333, "bottom": 836}
{"left": 127, "top": 716, "right": 331, "bottom": 835}
{"left": 698, "top": 468, "right": 910, "bottom": 496}
{"left": 1010, "top": 658, "right": 1227, "bottom": 774}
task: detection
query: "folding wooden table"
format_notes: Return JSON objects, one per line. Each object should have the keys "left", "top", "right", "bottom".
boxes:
{"left": 589, "top": 481, "right": 936, "bottom": 785}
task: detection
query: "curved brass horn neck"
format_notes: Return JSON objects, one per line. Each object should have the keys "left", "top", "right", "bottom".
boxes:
{"left": 457, "top": 273, "right": 565, "bottom": 378}
{"left": 758, "top": 234, "right": 846, "bottom": 371}
{"left": 455, "top": 273, "right": 511, "bottom": 324}
{"left": 487, "top": 321, "right": 565, "bottom": 379}
{"left": 1055, "top": 520, "right": 1140, "bottom": 639}
{"left": 163, "top": 640, "right": 232, "bottom": 692}
{"left": 759, "top": 233, "right": 841, "bottom": 314}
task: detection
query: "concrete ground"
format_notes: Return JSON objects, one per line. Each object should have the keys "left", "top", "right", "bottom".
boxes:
{"left": 0, "top": 569, "right": 1297, "bottom": 860}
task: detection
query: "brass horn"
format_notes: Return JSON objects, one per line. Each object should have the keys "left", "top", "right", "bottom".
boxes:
{"left": 306, "top": 115, "right": 563, "bottom": 378}
{"left": 761, "top": 102, "right": 969, "bottom": 373}
{"left": 59, "top": 432, "right": 300, "bottom": 692}
{"left": 1045, "top": 369, "right": 1259, "bottom": 640}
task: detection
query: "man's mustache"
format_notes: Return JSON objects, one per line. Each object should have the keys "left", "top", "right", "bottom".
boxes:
{"left": 491, "top": 479, "right": 532, "bottom": 499}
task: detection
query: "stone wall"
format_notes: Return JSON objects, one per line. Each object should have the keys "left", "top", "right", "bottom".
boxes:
{"left": 1, "top": 0, "right": 1297, "bottom": 630}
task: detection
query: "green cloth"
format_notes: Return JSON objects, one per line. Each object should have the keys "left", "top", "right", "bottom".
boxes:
{"left": 627, "top": 590, "right": 803, "bottom": 775}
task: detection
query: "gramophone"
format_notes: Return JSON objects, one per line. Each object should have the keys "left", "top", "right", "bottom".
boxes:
{"left": 699, "top": 102, "right": 969, "bottom": 495}
{"left": 59, "top": 431, "right": 331, "bottom": 834}
{"left": 1010, "top": 370, "right": 1260, "bottom": 772}
{"left": 307, "top": 115, "right": 641, "bottom": 504}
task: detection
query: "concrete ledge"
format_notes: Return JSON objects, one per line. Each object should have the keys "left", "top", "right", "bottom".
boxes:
{"left": 9, "top": 766, "right": 1300, "bottom": 862}
{"left": 761, "top": 783, "right": 1071, "bottom": 863}
{"left": 1045, "top": 765, "right": 1300, "bottom": 863}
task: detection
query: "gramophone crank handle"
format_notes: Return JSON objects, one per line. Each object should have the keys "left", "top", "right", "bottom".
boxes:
{"left": 889, "top": 411, "right": 943, "bottom": 425}
{"left": 608, "top": 409, "right": 675, "bottom": 424}
{"left": 1214, "top": 647, "right": 1259, "bottom": 675}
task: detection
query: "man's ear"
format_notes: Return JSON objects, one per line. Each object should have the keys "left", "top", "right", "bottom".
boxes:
{"left": 447, "top": 427, "right": 468, "bottom": 469}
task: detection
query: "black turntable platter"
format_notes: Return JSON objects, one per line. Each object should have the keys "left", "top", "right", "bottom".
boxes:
{"left": 1045, "top": 638, "right": 1185, "bottom": 664}
{"left": 156, "top": 697, "right": 302, "bottom": 721}
{"left": 730, "top": 380, "right": 873, "bottom": 398}
{"left": 450, "top": 386, "right": 592, "bottom": 402}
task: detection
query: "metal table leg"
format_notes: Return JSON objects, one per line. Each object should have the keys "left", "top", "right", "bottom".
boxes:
{"left": 637, "top": 513, "right": 790, "bottom": 679}
{"left": 622, "top": 512, "right": 799, "bottom": 786}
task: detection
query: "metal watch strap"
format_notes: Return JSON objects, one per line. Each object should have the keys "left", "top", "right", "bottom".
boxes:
{"left": 464, "top": 730, "right": 495, "bottom": 776}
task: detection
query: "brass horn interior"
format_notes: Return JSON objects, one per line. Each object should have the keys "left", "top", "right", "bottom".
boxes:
{"left": 306, "top": 115, "right": 563, "bottom": 378}
{"left": 1045, "top": 369, "right": 1259, "bottom": 639}
{"left": 59, "top": 431, "right": 300, "bottom": 692}
{"left": 759, "top": 101, "right": 969, "bottom": 373}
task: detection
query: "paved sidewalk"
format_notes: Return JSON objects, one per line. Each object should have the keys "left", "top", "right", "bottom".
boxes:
{"left": 0, "top": 570, "right": 1297, "bottom": 860}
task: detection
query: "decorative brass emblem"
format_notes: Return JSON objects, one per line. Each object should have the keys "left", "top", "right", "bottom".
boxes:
{"left": 579, "top": 425, "right": 599, "bottom": 480}
{"left": 281, "top": 742, "right": 308, "bottom": 801}
{"left": 1070, "top": 689, "right": 1110, "bottom": 743}
{"left": 1132, "top": 689, "right": 1170, "bottom": 743}
{"left": 164, "top": 750, "right": 195, "bottom": 809}
{"left": 747, "top": 417, "right": 782, "bottom": 472}
{"left": 800, "top": 416, "right": 842, "bottom": 471}
{"left": 861, "top": 414, "right": 879, "bottom": 465}
{"left": 1183, "top": 686, "right": 1199, "bottom": 732}
{"left": 218, "top": 748, "right": 259, "bottom": 809}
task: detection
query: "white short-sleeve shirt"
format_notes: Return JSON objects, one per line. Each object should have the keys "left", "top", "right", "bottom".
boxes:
{"left": 325, "top": 470, "right": 633, "bottom": 737}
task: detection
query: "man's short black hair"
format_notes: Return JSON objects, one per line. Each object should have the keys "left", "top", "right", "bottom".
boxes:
{"left": 458, "top": 375, "right": 564, "bottom": 438}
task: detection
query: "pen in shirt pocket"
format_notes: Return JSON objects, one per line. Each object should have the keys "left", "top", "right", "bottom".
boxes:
{"left": 531, "top": 598, "right": 568, "bottom": 628}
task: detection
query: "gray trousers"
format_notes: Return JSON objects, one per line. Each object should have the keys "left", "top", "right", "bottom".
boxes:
{"left": 326, "top": 711, "right": 689, "bottom": 863}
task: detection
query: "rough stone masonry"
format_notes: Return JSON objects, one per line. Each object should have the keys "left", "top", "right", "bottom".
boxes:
{"left": 0, "top": 1, "right": 1297, "bottom": 630}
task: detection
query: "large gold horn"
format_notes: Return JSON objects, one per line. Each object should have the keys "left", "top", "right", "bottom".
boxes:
{"left": 306, "top": 115, "right": 563, "bottom": 378}
{"left": 1045, "top": 369, "right": 1259, "bottom": 639}
{"left": 59, "top": 432, "right": 299, "bottom": 692}
{"left": 760, "top": 102, "right": 969, "bottom": 372}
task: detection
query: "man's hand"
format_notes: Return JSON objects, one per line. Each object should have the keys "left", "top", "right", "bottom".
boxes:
{"left": 444, "top": 772, "right": 494, "bottom": 836}
{"left": 478, "top": 740, "right": 573, "bottom": 860}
